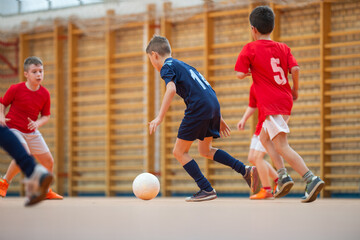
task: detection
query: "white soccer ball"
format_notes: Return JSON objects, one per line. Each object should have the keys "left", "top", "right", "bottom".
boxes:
{"left": 132, "top": 173, "right": 160, "bottom": 200}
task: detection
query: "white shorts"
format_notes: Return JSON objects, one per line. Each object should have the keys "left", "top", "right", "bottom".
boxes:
{"left": 250, "top": 135, "right": 266, "bottom": 153}
{"left": 263, "top": 115, "right": 290, "bottom": 140}
{"left": 10, "top": 128, "right": 50, "bottom": 155}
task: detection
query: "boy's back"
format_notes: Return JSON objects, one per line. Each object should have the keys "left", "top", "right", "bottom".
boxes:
{"left": 235, "top": 40, "right": 298, "bottom": 116}
{"left": 161, "top": 58, "right": 220, "bottom": 120}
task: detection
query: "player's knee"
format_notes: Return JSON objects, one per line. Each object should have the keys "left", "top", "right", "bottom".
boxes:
{"left": 172, "top": 148, "right": 183, "bottom": 160}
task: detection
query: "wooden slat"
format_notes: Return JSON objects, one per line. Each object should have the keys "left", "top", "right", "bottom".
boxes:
{"left": 211, "top": 41, "right": 247, "bottom": 49}
{"left": 172, "top": 46, "right": 204, "bottom": 53}
{"left": 279, "top": 33, "right": 320, "bottom": 41}
{"left": 73, "top": 176, "right": 105, "bottom": 181}
{"left": 325, "top": 101, "right": 360, "bottom": 108}
{"left": 325, "top": 41, "right": 360, "bottom": 48}
{"left": 24, "top": 32, "right": 53, "bottom": 40}
{"left": 110, "top": 154, "right": 145, "bottom": 161}
{"left": 325, "top": 137, "right": 360, "bottom": 143}
{"left": 209, "top": 53, "right": 238, "bottom": 60}
{"left": 73, "top": 166, "right": 105, "bottom": 172}
{"left": 72, "top": 65, "right": 106, "bottom": 72}
{"left": 110, "top": 165, "right": 144, "bottom": 170}
{"left": 208, "top": 8, "right": 249, "bottom": 18}
{"left": 110, "top": 72, "right": 145, "bottom": 79}
{"left": 325, "top": 78, "right": 359, "bottom": 84}
{"left": 73, "top": 156, "right": 105, "bottom": 161}
{"left": 325, "top": 162, "right": 360, "bottom": 167}
{"left": 110, "top": 61, "right": 144, "bottom": 69}
{"left": 73, "top": 125, "right": 105, "bottom": 132}
{"left": 325, "top": 53, "right": 360, "bottom": 60}
{"left": 328, "top": 29, "right": 360, "bottom": 37}
{"left": 325, "top": 65, "right": 360, "bottom": 72}
{"left": 325, "top": 150, "right": 360, "bottom": 155}
{"left": 325, "top": 125, "right": 360, "bottom": 131}
{"left": 76, "top": 55, "right": 106, "bottom": 63}
{"left": 325, "top": 113, "right": 360, "bottom": 120}
{"left": 324, "top": 174, "right": 360, "bottom": 179}
{"left": 72, "top": 186, "right": 105, "bottom": 192}
{"left": 112, "top": 51, "right": 143, "bottom": 59}
{"left": 291, "top": 45, "right": 320, "bottom": 51}
{"left": 111, "top": 82, "right": 145, "bottom": 89}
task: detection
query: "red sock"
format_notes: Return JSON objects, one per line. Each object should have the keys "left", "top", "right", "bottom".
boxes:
{"left": 263, "top": 186, "right": 272, "bottom": 193}
{"left": 274, "top": 178, "right": 279, "bottom": 184}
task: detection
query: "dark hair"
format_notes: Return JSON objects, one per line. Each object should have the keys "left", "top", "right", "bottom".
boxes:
{"left": 24, "top": 56, "right": 43, "bottom": 71}
{"left": 249, "top": 6, "right": 275, "bottom": 34}
{"left": 146, "top": 35, "right": 171, "bottom": 56}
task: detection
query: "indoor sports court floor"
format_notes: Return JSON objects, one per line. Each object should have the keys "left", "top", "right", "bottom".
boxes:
{"left": 1, "top": 197, "right": 359, "bottom": 240}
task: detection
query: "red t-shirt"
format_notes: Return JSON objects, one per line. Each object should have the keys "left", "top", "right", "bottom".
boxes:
{"left": 0, "top": 82, "right": 51, "bottom": 133}
{"left": 235, "top": 40, "right": 298, "bottom": 116}
{"left": 249, "top": 84, "right": 265, "bottom": 136}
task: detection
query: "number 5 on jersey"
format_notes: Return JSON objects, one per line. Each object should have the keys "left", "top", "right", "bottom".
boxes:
{"left": 271, "top": 58, "right": 286, "bottom": 85}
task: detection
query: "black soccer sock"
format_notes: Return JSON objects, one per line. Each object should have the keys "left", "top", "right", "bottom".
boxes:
{"left": 183, "top": 159, "right": 213, "bottom": 192}
{"left": 213, "top": 149, "right": 246, "bottom": 176}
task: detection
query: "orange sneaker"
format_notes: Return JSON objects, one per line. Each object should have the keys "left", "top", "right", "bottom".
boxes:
{"left": 45, "top": 188, "right": 63, "bottom": 200}
{"left": 250, "top": 188, "right": 274, "bottom": 200}
{"left": 0, "top": 178, "right": 9, "bottom": 197}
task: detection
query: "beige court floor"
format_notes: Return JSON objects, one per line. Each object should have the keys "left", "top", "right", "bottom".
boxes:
{"left": 1, "top": 197, "right": 359, "bottom": 240}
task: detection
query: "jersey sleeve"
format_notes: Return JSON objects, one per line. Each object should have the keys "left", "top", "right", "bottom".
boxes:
{"left": 287, "top": 46, "right": 298, "bottom": 72}
{"left": 248, "top": 85, "right": 257, "bottom": 108}
{"left": 41, "top": 89, "right": 51, "bottom": 116}
{"left": 0, "top": 85, "right": 16, "bottom": 107}
{"left": 235, "top": 44, "right": 251, "bottom": 73}
{"left": 160, "top": 63, "right": 176, "bottom": 86}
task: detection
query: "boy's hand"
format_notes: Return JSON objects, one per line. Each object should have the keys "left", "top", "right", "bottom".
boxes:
{"left": 27, "top": 117, "right": 39, "bottom": 131}
{"left": 0, "top": 115, "right": 10, "bottom": 127}
{"left": 220, "top": 118, "right": 231, "bottom": 138}
{"left": 237, "top": 119, "right": 246, "bottom": 131}
{"left": 149, "top": 116, "right": 162, "bottom": 135}
{"left": 292, "top": 88, "right": 298, "bottom": 100}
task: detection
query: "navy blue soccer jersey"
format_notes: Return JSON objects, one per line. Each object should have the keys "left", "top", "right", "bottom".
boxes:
{"left": 160, "top": 58, "right": 220, "bottom": 120}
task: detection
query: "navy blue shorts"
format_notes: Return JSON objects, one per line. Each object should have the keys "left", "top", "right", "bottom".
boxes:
{"left": 177, "top": 116, "right": 220, "bottom": 141}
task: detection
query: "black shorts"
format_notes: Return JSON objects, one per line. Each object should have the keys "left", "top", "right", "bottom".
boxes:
{"left": 177, "top": 116, "right": 220, "bottom": 141}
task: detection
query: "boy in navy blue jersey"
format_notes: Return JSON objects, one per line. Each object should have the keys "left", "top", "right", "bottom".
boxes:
{"left": 146, "top": 35, "right": 259, "bottom": 201}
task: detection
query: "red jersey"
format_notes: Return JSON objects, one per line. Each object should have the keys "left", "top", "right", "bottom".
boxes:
{"left": 0, "top": 82, "right": 51, "bottom": 133}
{"left": 235, "top": 40, "right": 298, "bottom": 116}
{"left": 249, "top": 84, "right": 265, "bottom": 136}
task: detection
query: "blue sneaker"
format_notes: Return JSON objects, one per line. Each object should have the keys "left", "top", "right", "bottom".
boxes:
{"left": 274, "top": 174, "right": 294, "bottom": 198}
{"left": 301, "top": 176, "right": 325, "bottom": 203}
{"left": 185, "top": 189, "right": 217, "bottom": 202}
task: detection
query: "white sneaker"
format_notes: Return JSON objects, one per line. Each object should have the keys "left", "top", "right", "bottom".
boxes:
{"left": 24, "top": 164, "right": 53, "bottom": 206}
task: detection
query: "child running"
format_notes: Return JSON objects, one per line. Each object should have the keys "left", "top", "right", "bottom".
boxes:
{"left": 0, "top": 56, "right": 62, "bottom": 200}
{"left": 238, "top": 84, "right": 281, "bottom": 199}
{"left": 146, "top": 35, "right": 259, "bottom": 202}
{"left": 235, "top": 6, "right": 324, "bottom": 202}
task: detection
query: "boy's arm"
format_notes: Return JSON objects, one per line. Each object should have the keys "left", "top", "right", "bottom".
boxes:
{"left": 0, "top": 103, "right": 9, "bottom": 126}
{"left": 290, "top": 66, "right": 300, "bottom": 100}
{"left": 149, "top": 81, "right": 176, "bottom": 135}
{"left": 237, "top": 106, "right": 256, "bottom": 131}
{"left": 236, "top": 71, "right": 251, "bottom": 80}
{"left": 27, "top": 115, "right": 50, "bottom": 131}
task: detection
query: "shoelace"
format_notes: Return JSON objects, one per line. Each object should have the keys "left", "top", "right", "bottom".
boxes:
{"left": 193, "top": 190, "right": 202, "bottom": 197}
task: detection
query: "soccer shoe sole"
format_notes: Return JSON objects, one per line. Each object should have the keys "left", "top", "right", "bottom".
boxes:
{"left": 301, "top": 180, "right": 325, "bottom": 203}
{"left": 251, "top": 167, "right": 261, "bottom": 193}
{"left": 274, "top": 181, "right": 294, "bottom": 198}
{"left": 185, "top": 195, "right": 217, "bottom": 202}
{"left": 25, "top": 174, "right": 53, "bottom": 207}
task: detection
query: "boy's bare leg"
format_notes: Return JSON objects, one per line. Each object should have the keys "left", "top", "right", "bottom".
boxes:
{"left": 33, "top": 152, "right": 54, "bottom": 173}
{"left": 253, "top": 151, "right": 271, "bottom": 188}
{"left": 259, "top": 129, "right": 285, "bottom": 170}
{"left": 265, "top": 160, "right": 278, "bottom": 180}
{"left": 173, "top": 138, "right": 194, "bottom": 166}
{"left": 197, "top": 137, "right": 217, "bottom": 160}
{"left": 272, "top": 132, "right": 309, "bottom": 176}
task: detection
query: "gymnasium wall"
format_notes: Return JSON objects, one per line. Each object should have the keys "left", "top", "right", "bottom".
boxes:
{"left": 0, "top": 0, "right": 359, "bottom": 197}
